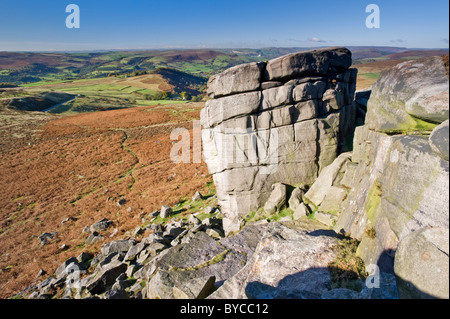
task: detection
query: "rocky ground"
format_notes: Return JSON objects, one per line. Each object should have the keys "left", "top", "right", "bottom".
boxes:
{"left": 0, "top": 102, "right": 211, "bottom": 298}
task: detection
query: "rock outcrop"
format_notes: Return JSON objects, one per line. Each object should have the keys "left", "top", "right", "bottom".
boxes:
{"left": 306, "top": 55, "right": 449, "bottom": 298}
{"left": 201, "top": 47, "right": 358, "bottom": 233}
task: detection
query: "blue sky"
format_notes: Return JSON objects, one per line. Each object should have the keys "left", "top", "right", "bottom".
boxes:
{"left": 0, "top": 0, "right": 448, "bottom": 51}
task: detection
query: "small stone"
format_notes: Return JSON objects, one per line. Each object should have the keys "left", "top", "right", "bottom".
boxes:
{"left": 77, "top": 252, "right": 94, "bottom": 265}
{"left": 36, "top": 269, "right": 46, "bottom": 278}
{"left": 101, "top": 239, "right": 135, "bottom": 256}
{"left": 160, "top": 206, "right": 173, "bottom": 219}
{"left": 278, "top": 216, "right": 293, "bottom": 223}
{"left": 59, "top": 244, "right": 69, "bottom": 251}
{"left": 38, "top": 232, "right": 57, "bottom": 246}
{"left": 288, "top": 185, "right": 308, "bottom": 211}
{"left": 189, "top": 214, "right": 201, "bottom": 225}
{"left": 192, "top": 191, "right": 204, "bottom": 202}
{"left": 314, "top": 212, "right": 338, "bottom": 227}
{"left": 293, "top": 202, "right": 310, "bottom": 220}
{"left": 204, "top": 206, "right": 216, "bottom": 215}
{"left": 264, "top": 183, "right": 287, "bottom": 214}
{"left": 150, "top": 211, "right": 160, "bottom": 217}
{"left": 117, "top": 198, "right": 127, "bottom": 207}
{"left": 90, "top": 218, "right": 113, "bottom": 233}
{"left": 61, "top": 216, "right": 76, "bottom": 225}
{"left": 132, "top": 227, "right": 145, "bottom": 237}
{"left": 206, "top": 228, "right": 225, "bottom": 239}
{"left": 109, "top": 228, "right": 118, "bottom": 238}
{"left": 86, "top": 232, "right": 104, "bottom": 245}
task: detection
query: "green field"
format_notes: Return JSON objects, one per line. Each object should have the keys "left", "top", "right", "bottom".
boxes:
{"left": 1, "top": 47, "right": 447, "bottom": 116}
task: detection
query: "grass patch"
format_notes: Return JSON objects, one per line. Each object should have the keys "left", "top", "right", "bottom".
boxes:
{"left": 269, "top": 208, "right": 293, "bottom": 222}
{"left": 364, "top": 180, "right": 382, "bottom": 223}
{"left": 365, "top": 226, "right": 377, "bottom": 239}
{"left": 136, "top": 100, "right": 188, "bottom": 106}
{"left": 328, "top": 237, "right": 367, "bottom": 292}
{"left": 360, "top": 72, "right": 380, "bottom": 80}
{"left": 170, "top": 249, "right": 230, "bottom": 272}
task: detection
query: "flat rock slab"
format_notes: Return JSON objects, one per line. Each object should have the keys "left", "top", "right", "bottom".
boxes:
{"left": 265, "top": 47, "right": 352, "bottom": 82}
{"left": 146, "top": 230, "right": 258, "bottom": 298}
{"left": 207, "top": 62, "right": 265, "bottom": 98}
{"left": 209, "top": 221, "right": 338, "bottom": 299}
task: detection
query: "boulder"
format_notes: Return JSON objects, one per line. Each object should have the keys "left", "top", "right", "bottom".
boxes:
{"left": 263, "top": 183, "right": 287, "bottom": 214}
{"left": 206, "top": 61, "right": 265, "bottom": 98}
{"left": 202, "top": 91, "right": 261, "bottom": 128}
{"left": 288, "top": 185, "right": 308, "bottom": 211}
{"left": 317, "top": 186, "right": 348, "bottom": 214}
{"left": 334, "top": 125, "right": 449, "bottom": 275}
{"left": 101, "top": 240, "right": 135, "bottom": 256}
{"left": 314, "top": 212, "right": 338, "bottom": 228}
{"left": 38, "top": 232, "right": 57, "bottom": 246}
{"left": 123, "top": 242, "right": 147, "bottom": 261}
{"left": 172, "top": 276, "right": 216, "bottom": 299}
{"left": 54, "top": 257, "right": 80, "bottom": 279}
{"left": 394, "top": 227, "right": 449, "bottom": 299}
{"left": 264, "top": 47, "right": 352, "bottom": 81}
{"left": 242, "top": 223, "right": 338, "bottom": 299}
{"left": 160, "top": 206, "right": 173, "bottom": 219}
{"left": 86, "top": 262, "right": 128, "bottom": 295}
{"left": 429, "top": 119, "right": 449, "bottom": 161}
{"left": 85, "top": 232, "right": 104, "bottom": 245}
{"left": 191, "top": 191, "right": 203, "bottom": 202}
{"left": 90, "top": 218, "right": 113, "bottom": 233}
{"left": 293, "top": 202, "right": 310, "bottom": 220}
{"left": 381, "top": 136, "right": 449, "bottom": 241}
{"left": 145, "top": 230, "right": 249, "bottom": 299}
{"left": 366, "top": 56, "right": 449, "bottom": 134}
{"left": 304, "top": 152, "right": 352, "bottom": 207}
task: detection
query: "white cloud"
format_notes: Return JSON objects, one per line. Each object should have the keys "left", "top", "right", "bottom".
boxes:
{"left": 308, "top": 37, "right": 327, "bottom": 43}
{"left": 390, "top": 39, "right": 406, "bottom": 43}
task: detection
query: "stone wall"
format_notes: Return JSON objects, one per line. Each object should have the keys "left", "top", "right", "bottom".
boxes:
{"left": 201, "top": 47, "right": 358, "bottom": 232}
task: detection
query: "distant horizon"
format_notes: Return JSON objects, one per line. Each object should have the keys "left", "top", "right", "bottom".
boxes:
{"left": 1, "top": 0, "right": 449, "bottom": 52}
{"left": 1, "top": 45, "right": 449, "bottom": 54}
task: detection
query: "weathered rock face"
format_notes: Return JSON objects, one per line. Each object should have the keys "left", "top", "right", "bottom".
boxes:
{"left": 331, "top": 125, "right": 449, "bottom": 276}
{"left": 208, "top": 221, "right": 338, "bottom": 299}
{"left": 302, "top": 55, "right": 450, "bottom": 298}
{"left": 429, "top": 119, "right": 449, "bottom": 161}
{"left": 394, "top": 227, "right": 449, "bottom": 299}
{"left": 201, "top": 47, "right": 357, "bottom": 232}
